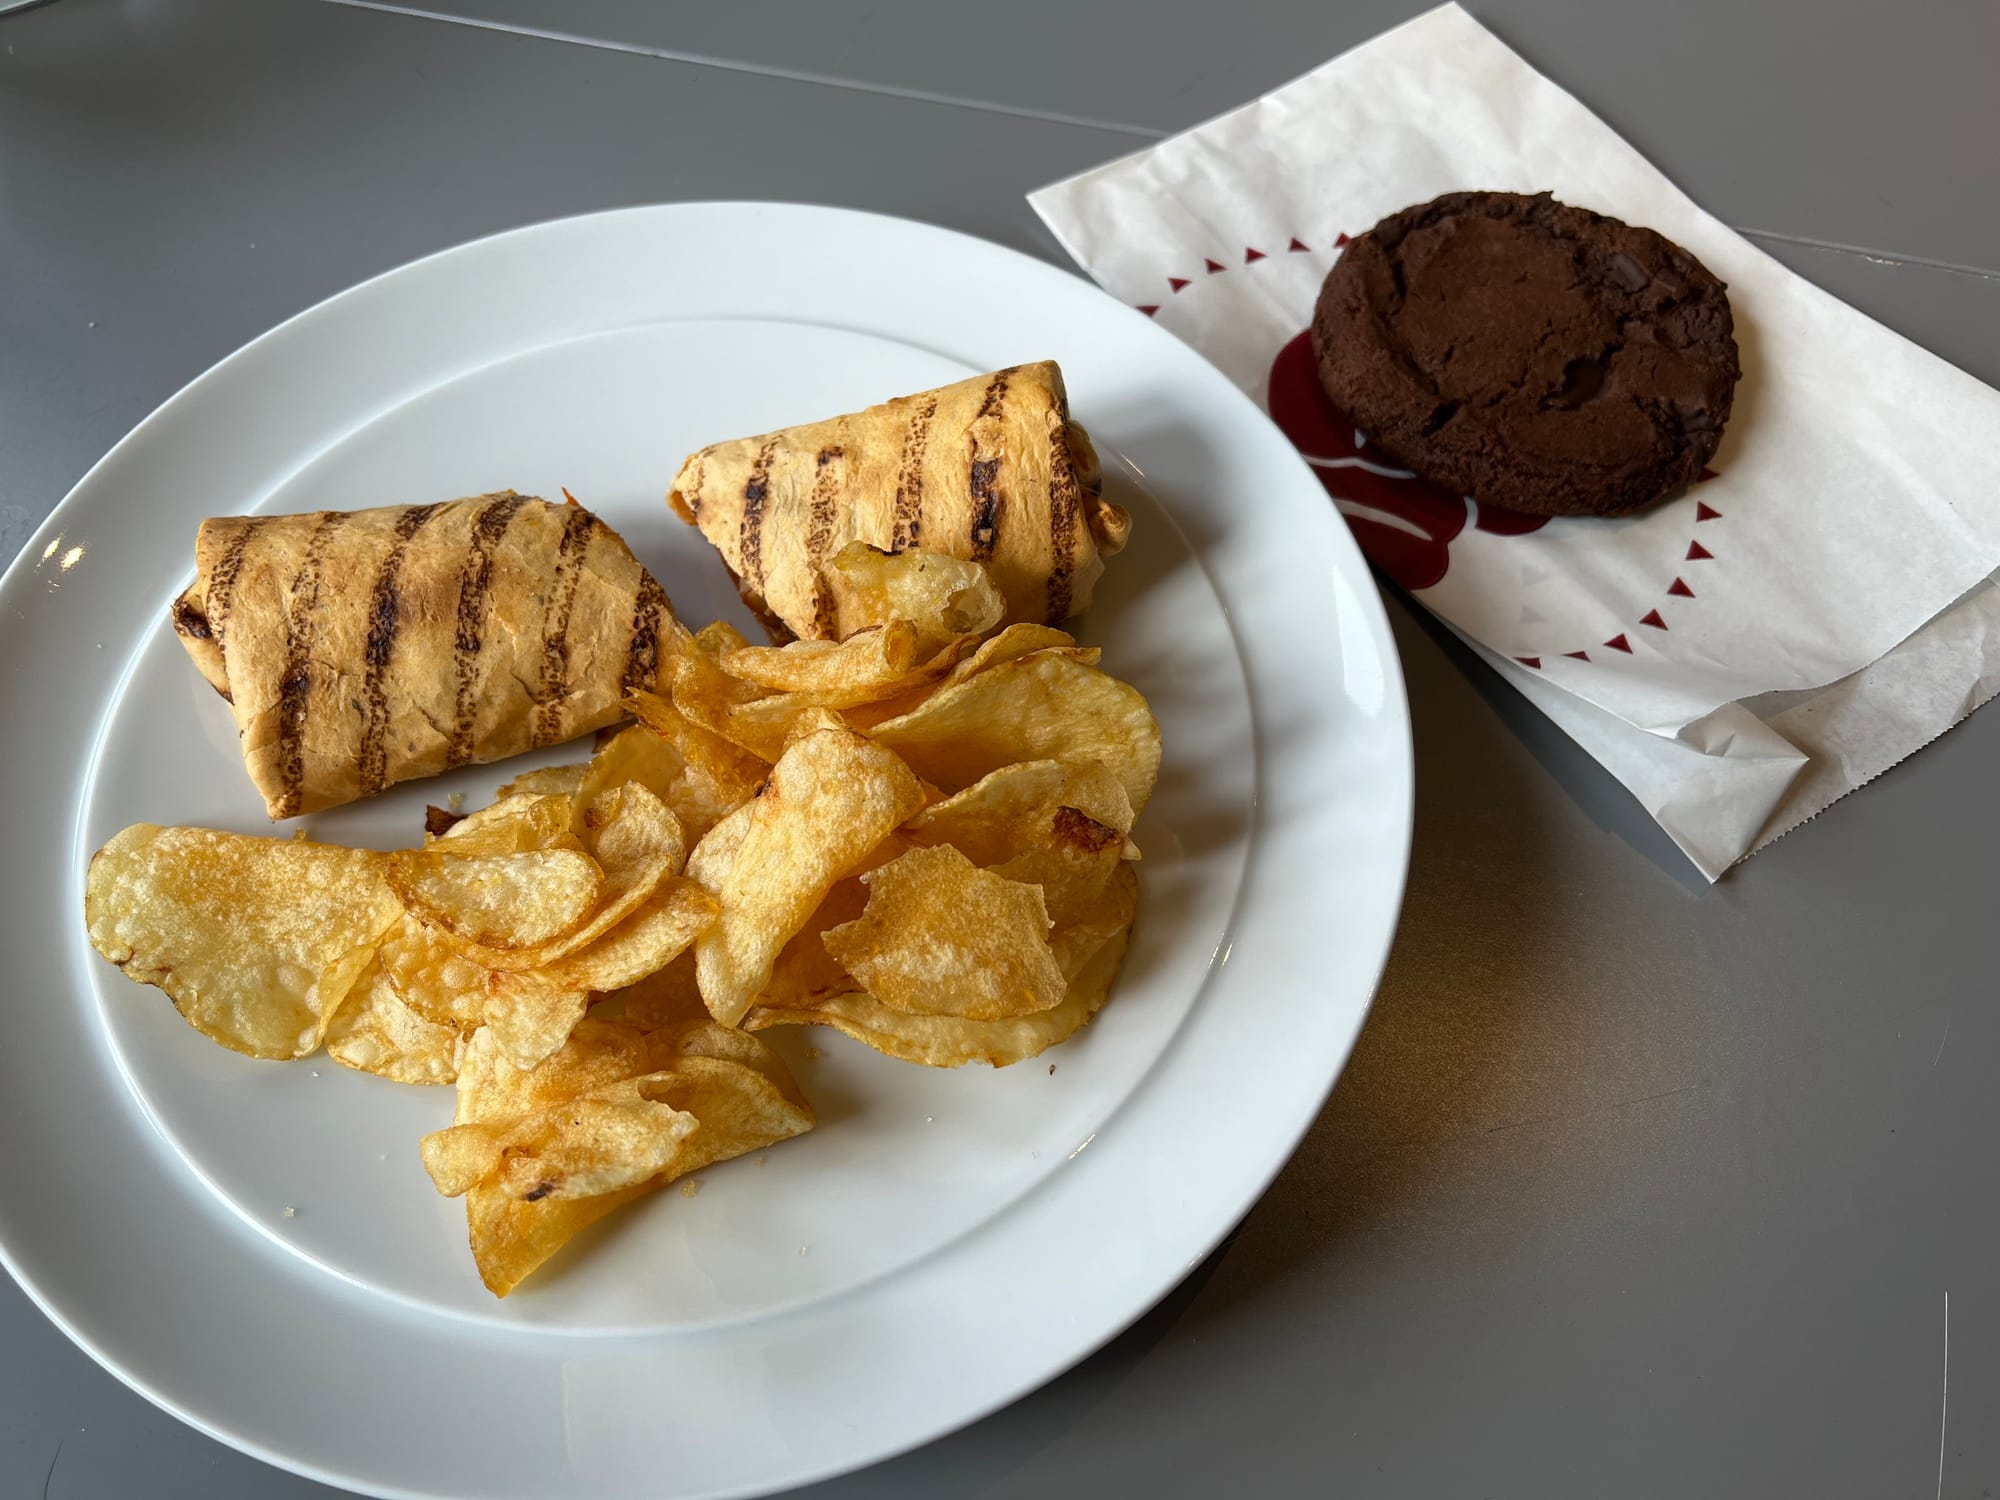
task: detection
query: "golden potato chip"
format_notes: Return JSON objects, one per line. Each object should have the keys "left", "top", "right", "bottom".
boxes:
{"left": 757, "top": 876, "right": 869, "bottom": 1010}
{"left": 988, "top": 808, "right": 1127, "bottom": 925}
{"left": 447, "top": 1017, "right": 640, "bottom": 1124}
{"left": 905, "top": 759, "right": 1136, "bottom": 857}
{"left": 85, "top": 824, "right": 401, "bottom": 1059}
{"left": 326, "top": 962, "right": 462, "bottom": 1084}
{"left": 826, "top": 543, "right": 1005, "bottom": 651}
{"left": 481, "top": 880, "right": 719, "bottom": 1070}
{"left": 749, "top": 863, "right": 1135, "bottom": 1067}
{"left": 688, "top": 721, "right": 925, "bottom": 1026}
{"left": 1047, "top": 859, "right": 1140, "bottom": 981}
{"left": 441, "top": 782, "right": 686, "bottom": 972}
{"left": 600, "top": 729, "right": 753, "bottom": 848}
{"left": 485, "top": 1086, "right": 696, "bottom": 1202}
{"left": 576, "top": 778, "right": 688, "bottom": 900}
{"left": 745, "top": 986, "right": 1043, "bottom": 1069}
{"left": 703, "top": 695, "right": 815, "bottom": 763}
{"left": 427, "top": 1024, "right": 687, "bottom": 1195}
{"left": 685, "top": 563, "right": 1000, "bottom": 755}
{"left": 676, "top": 799, "right": 904, "bottom": 1024}
{"left": 453, "top": 1016, "right": 807, "bottom": 1180}
{"left": 493, "top": 764, "right": 587, "bottom": 801}
{"left": 482, "top": 1011, "right": 809, "bottom": 1119}
{"left": 691, "top": 620, "right": 753, "bottom": 656}
{"left": 836, "top": 686, "right": 952, "bottom": 736}
{"left": 458, "top": 1184, "right": 647, "bottom": 1298}
{"left": 719, "top": 621, "right": 919, "bottom": 697}
{"left": 454, "top": 1016, "right": 804, "bottom": 1136}
{"left": 388, "top": 846, "right": 604, "bottom": 950}
{"left": 423, "top": 1080, "right": 700, "bottom": 1200}
{"left": 666, "top": 621, "right": 913, "bottom": 764}
{"left": 822, "top": 845, "right": 1063, "bottom": 1020}
{"left": 574, "top": 724, "right": 688, "bottom": 831}
{"left": 698, "top": 635, "right": 994, "bottom": 763}
{"left": 582, "top": 1023, "right": 813, "bottom": 1186}
{"left": 710, "top": 620, "right": 1011, "bottom": 747}
{"left": 627, "top": 688, "right": 768, "bottom": 832}
{"left": 375, "top": 914, "right": 488, "bottom": 1027}
{"left": 714, "top": 637, "right": 985, "bottom": 737}
{"left": 430, "top": 1019, "right": 812, "bottom": 1295}
{"left": 868, "top": 653, "right": 1161, "bottom": 816}
{"left": 479, "top": 985, "right": 589, "bottom": 1075}
{"left": 942, "top": 623, "right": 1100, "bottom": 687}
{"left": 433, "top": 792, "right": 578, "bottom": 855}
{"left": 707, "top": 635, "right": 990, "bottom": 755}
{"left": 612, "top": 952, "right": 707, "bottom": 1030}
{"left": 529, "top": 879, "right": 718, "bottom": 994}
{"left": 456, "top": 1061, "right": 812, "bottom": 1295}
{"left": 671, "top": 628, "right": 769, "bottom": 733}
{"left": 652, "top": 1014, "right": 812, "bottom": 1102}
{"left": 646, "top": 1052, "right": 813, "bottom": 1165}
{"left": 781, "top": 705, "right": 855, "bottom": 748}
{"left": 850, "top": 827, "right": 919, "bottom": 877}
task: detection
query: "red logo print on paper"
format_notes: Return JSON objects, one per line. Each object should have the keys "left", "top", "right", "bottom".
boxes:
{"left": 1145, "top": 241, "right": 1723, "bottom": 667}
{"left": 1265, "top": 330, "right": 1546, "bottom": 591}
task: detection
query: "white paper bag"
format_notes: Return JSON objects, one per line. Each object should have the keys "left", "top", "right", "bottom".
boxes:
{"left": 1030, "top": 3, "right": 2000, "bottom": 878}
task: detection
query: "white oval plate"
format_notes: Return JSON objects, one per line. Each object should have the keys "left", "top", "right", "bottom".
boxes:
{"left": 0, "top": 204, "right": 1410, "bottom": 1499}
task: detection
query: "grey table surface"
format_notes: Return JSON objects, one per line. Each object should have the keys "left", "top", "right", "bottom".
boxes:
{"left": 4, "top": 1, "right": 1997, "bottom": 1495}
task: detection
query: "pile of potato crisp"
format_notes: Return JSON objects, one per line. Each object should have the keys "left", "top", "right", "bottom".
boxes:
{"left": 85, "top": 547, "right": 1158, "bottom": 1295}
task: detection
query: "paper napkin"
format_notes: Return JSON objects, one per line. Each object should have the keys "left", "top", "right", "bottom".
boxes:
{"left": 1031, "top": 3, "right": 2000, "bottom": 878}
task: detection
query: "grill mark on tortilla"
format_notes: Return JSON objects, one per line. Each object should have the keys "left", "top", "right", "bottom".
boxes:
{"left": 1045, "top": 422, "right": 1081, "bottom": 623}
{"left": 975, "top": 369, "right": 1013, "bottom": 421}
{"left": 533, "top": 505, "right": 602, "bottom": 745}
{"left": 967, "top": 457, "right": 1002, "bottom": 563}
{"left": 685, "top": 454, "right": 706, "bottom": 520}
{"left": 201, "top": 517, "right": 265, "bottom": 652}
{"left": 807, "top": 445, "right": 844, "bottom": 638}
{"left": 739, "top": 440, "right": 778, "bottom": 593}
{"left": 270, "top": 511, "right": 343, "bottom": 818}
{"left": 891, "top": 395, "right": 939, "bottom": 550}
{"left": 355, "top": 503, "right": 445, "bottom": 795}
{"left": 447, "top": 493, "right": 530, "bottom": 769}
{"left": 966, "top": 371, "right": 1011, "bottom": 563}
{"left": 623, "top": 571, "right": 669, "bottom": 694}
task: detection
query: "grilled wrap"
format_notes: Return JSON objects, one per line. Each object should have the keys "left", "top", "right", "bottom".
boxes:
{"left": 172, "top": 493, "right": 674, "bottom": 819}
{"left": 667, "top": 361, "right": 1129, "bottom": 641}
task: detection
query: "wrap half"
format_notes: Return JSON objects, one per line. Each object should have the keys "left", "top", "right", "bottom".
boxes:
{"left": 667, "top": 361, "right": 1129, "bottom": 640}
{"left": 172, "top": 493, "right": 674, "bottom": 818}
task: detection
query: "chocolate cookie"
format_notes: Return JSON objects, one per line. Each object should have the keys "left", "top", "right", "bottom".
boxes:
{"left": 1311, "top": 191, "right": 1739, "bottom": 518}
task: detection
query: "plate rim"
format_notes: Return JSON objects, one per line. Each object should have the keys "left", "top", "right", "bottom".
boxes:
{"left": 0, "top": 200, "right": 1412, "bottom": 1499}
